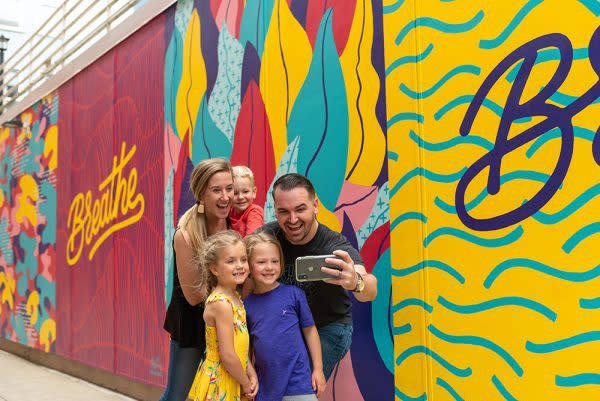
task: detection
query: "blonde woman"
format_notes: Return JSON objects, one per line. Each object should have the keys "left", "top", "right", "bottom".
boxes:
{"left": 160, "top": 158, "right": 235, "bottom": 401}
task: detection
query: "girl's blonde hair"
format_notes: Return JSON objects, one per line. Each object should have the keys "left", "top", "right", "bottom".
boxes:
{"left": 232, "top": 165, "right": 255, "bottom": 186}
{"left": 178, "top": 158, "right": 233, "bottom": 250}
{"left": 244, "top": 232, "right": 284, "bottom": 278}
{"left": 198, "top": 230, "right": 245, "bottom": 298}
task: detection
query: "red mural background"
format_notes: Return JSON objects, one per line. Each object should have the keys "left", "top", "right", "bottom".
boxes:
{"left": 56, "top": 14, "right": 167, "bottom": 386}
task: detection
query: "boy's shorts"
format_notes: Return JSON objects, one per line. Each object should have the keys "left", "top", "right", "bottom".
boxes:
{"left": 282, "top": 395, "right": 318, "bottom": 401}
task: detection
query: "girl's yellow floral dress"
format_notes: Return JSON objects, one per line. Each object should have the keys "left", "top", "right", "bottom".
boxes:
{"left": 190, "top": 292, "right": 249, "bottom": 401}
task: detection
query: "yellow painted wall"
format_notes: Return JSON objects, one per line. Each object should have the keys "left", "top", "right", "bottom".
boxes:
{"left": 386, "top": 0, "right": 600, "bottom": 399}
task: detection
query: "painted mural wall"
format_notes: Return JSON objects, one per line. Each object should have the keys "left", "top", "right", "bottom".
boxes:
{"left": 55, "top": 14, "right": 166, "bottom": 386}
{"left": 4, "top": 0, "right": 600, "bottom": 400}
{"left": 386, "top": 0, "right": 600, "bottom": 400}
{"left": 163, "top": 0, "right": 392, "bottom": 400}
{"left": 0, "top": 95, "right": 58, "bottom": 353}
{"left": 1, "top": 1, "right": 393, "bottom": 399}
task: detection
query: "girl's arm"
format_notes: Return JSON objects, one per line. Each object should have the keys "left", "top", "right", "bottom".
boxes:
{"left": 302, "top": 325, "right": 326, "bottom": 397}
{"left": 245, "top": 355, "right": 259, "bottom": 399}
{"left": 212, "top": 301, "right": 254, "bottom": 395}
{"left": 174, "top": 230, "right": 204, "bottom": 305}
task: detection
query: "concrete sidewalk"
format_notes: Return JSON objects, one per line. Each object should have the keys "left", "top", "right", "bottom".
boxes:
{"left": 0, "top": 350, "right": 138, "bottom": 401}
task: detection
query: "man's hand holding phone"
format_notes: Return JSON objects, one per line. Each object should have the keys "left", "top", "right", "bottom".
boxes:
{"left": 321, "top": 250, "right": 359, "bottom": 291}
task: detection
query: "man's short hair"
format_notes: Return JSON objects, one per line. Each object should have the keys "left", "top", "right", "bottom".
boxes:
{"left": 272, "top": 173, "right": 316, "bottom": 199}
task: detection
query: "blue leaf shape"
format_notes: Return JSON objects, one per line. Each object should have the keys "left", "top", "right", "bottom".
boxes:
{"left": 287, "top": 9, "right": 349, "bottom": 211}
{"left": 356, "top": 182, "right": 389, "bottom": 249}
{"left": 264, "top": 136, "right": 300, "bottom": 222}
{"left": 192, "top": 94, "right": 232, "bottom": 164}
{"left": 165, "top": 30, "right": 184, "bottom": 138}
{"left": 208, "top": 24, "right": 244, "bottom": 143}
{"left": 371, "top": 248, "right": 394, "bottom": 373}
{"left": 239, "top": 0, "right": 275, "bottom": 58}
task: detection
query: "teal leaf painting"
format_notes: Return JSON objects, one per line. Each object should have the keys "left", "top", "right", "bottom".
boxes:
{"left": 174, "top": 0, "right": 194, "bottom": 35}
{"left": 193, "top": 94, "right": 232, "bottom": 163}
{"left": 239, "top": 0, "right": 275, "bottom": 58}
{"left": 208, "top": 24, "right": 244, "bottom": 143}
{"left": 287, "top": 9, "right": 349, "bottom": 211}
{"left": 357, "top": 182, "right": 389, "bottom": 249}
{"left": 165, "top": 29, "right": 183, "bottom": 138}
{"left": 264, "top": 136, "right": 300, "bottom": 223}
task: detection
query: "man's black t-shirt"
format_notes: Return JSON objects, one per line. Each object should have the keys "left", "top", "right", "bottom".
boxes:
{"left": 260, "top": 221, "right": 364, "bottom": 327}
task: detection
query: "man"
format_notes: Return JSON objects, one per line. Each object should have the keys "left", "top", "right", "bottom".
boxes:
{"left": 259, "top": 173, "right": 377, "bottom": 379}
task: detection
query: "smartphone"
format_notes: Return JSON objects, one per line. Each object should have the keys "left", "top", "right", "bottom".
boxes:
{"left": 295, "top": 255, "right": 342, "bottom": 282}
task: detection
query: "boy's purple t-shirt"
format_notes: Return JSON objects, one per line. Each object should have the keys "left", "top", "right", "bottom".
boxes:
{"left": 245, "top": 283, "right": 315, "bottom": 401}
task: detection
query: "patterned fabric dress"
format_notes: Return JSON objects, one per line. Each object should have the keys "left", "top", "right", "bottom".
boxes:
{"left": 190, "top": 292, "right": 249, "bottom": 401}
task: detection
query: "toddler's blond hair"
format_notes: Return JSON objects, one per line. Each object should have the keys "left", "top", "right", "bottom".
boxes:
{"left": 232, "top": 165, "right": 255, "bottom": 187}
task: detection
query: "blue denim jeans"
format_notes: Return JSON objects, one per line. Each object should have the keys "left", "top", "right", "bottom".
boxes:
{"left": 158, "top": 339, "right": 203, "bottom": 401}
{"left": 317, "top": 322, "right": 353, "bottom": 380}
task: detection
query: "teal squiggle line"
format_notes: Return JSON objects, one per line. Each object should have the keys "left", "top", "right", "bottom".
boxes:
{"left": 549, "top": 90, "right": 600, "bottom": 106}
{"left": 485, "top": 258, "right": 600, "bottom": 288}
{"left": 479, "top": 0, "right": 544, "bottom": 49}
{"left": 492, "top": 375, "right": 519, "bottom": 401}
{"left": 527, "top": 126, "right": 594, "bottom": 158}
{"left": 395, "top": 346, "right": 472, "bottom": 377}
{"left": 526, "top": 331, "right": 600, "bottom": 353}
{"left": 409, "top": 130, "right": 494, "bottom": 152}
{"left": 386, "top": 44, "right": 434, "bottom": 76}
{"left": 395, "top": 11, "right": 485, "bottom": 46}
{"left": 392, "top": 298, "right": 434, "bottom": 313}
{"left": 394, "top": 323, "right": 413, "bottom": 335}
{"left": 389, "top": 166, "right": 467, "bottom": 198}
{"left": 392, "top": 260, "right": 466, "bottom": 283}
{"left": 395, "top": 387, "right": 427, "bottom": 401}
{"left": 532, "top": 183, "right": 600, "bottom": 224}
{"left": 383, "top": 0, "right": 406, "bottom": 14}
{"left": 434, "top": 170, "right": 551, "bottom": 214}
{"left": 429, "top": 324, "right": 524, "bottom": 376}
{"left": 391, "top": 212, "right": 428, "bottom": 232}
{"left": 578, "top": 0, "right": 600, "bottom": 16}
{"left": 388, "top": 151, "right": 399, "bottom": 161}
{"left": 562, "top": 222, "right": 600, "bottom": 253}
{"left": 436, "top": 377, "right": 464, "bottom": 401}
{"left": 434, "top": 95, "right": 532, "bottom": 122}
{"left": 506, "top": 48, "right": 588, "bottom": 82}
{"left": 388, "top": 112, "right": 425, "bottom": 128}
{"left": 438, "top": 295, "right": 556, "bottom": 321}
{"left": 400, "top": 65, "right": 481, "bottom": 99}
{"left": 424, "top": 226, "right": 524, "bottom": 248}
{"left": 556, "top": 373, "right": 600, "bottom": 387}
{"left": 580, "top": 297, "right": 600, "bottom": 309}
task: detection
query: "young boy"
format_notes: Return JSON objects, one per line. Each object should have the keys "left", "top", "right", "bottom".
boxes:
{"left": 230, "top": 165, "right": 264, "bottom": 236}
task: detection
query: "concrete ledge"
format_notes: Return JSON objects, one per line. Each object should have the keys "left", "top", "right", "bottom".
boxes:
{"left": 0, "top": 0, "right": 177, "bottom": 125}
{"left": 0, "top": 338, "right": 163, "bottom": 401}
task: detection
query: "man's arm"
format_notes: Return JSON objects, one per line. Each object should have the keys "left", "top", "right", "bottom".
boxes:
{"left": 354, "top": 264, "right": 377, "bottom": 302}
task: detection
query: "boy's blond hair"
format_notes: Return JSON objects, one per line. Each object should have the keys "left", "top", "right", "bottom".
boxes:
{"left": 232, "top": 165, "right": 255, "bottom": 187}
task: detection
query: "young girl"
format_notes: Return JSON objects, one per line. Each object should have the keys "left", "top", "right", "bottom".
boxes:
{"left": 243, "top": 233, "right": 326, "bottom": 401}
{"left": 190, "top": 231, "right": 258, "bottom": 401}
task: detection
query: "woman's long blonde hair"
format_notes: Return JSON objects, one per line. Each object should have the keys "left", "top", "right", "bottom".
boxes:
{"left": 178, "top": 158, "right": 233, "bottom": 250}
